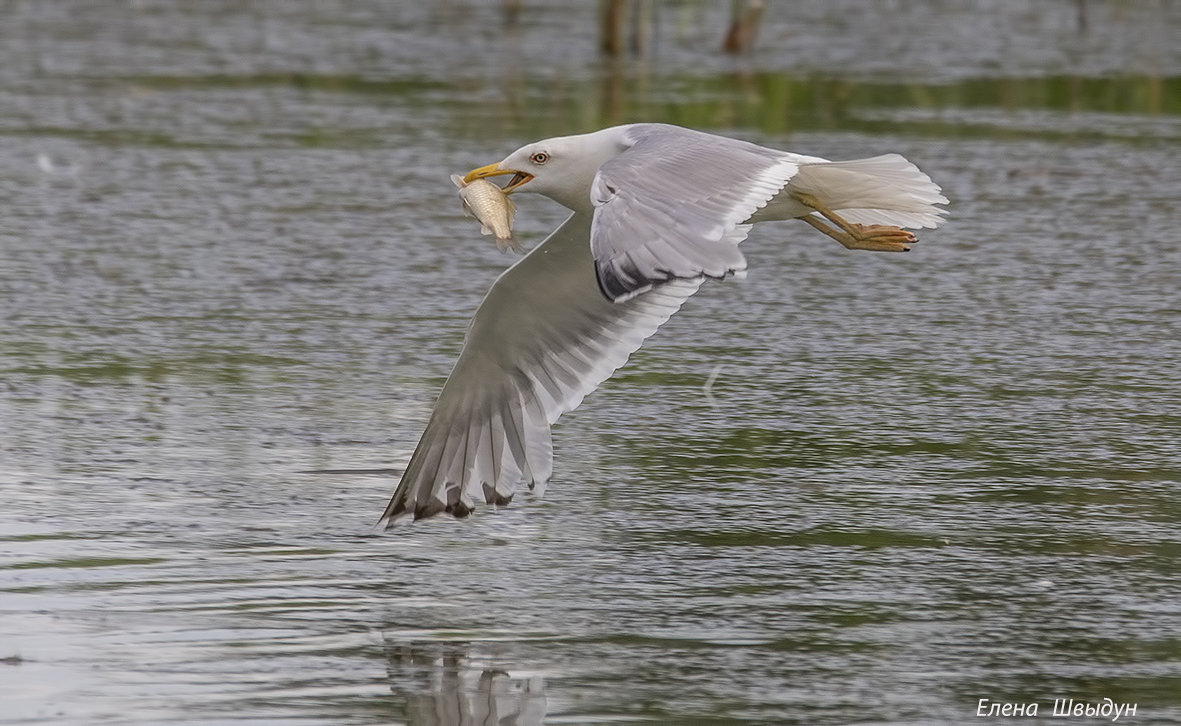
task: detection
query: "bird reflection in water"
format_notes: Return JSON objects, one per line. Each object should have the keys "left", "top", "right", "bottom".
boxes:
{"left": 384, "top": 641, "right": 546, "bottom": 725}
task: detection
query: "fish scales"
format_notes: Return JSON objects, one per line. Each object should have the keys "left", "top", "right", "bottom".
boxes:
{"left": 451, "top": 174, "right": 520, "bottom": 253}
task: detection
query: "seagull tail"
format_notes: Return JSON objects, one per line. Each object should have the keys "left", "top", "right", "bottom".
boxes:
{"left": 791, "top": 154, "right": 949, "bottom": 229}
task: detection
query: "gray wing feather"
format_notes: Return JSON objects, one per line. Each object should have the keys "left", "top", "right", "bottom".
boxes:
{"left": 590, "top": 124, "right": 799, "bottom": 302}
{"left": 381, "top": 212, "right": 702, "bottom": 524}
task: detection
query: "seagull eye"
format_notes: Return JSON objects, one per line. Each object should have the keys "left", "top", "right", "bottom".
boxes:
{"left": 530, "top": 151, "right": 550, "bottom": 165}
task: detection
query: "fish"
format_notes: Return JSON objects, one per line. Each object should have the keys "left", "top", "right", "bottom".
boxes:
{"left": 451, "top": 174, "right": 520, "bottom": 253}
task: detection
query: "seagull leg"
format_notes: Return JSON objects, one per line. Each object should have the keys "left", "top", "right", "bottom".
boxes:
{"left": 791, "top": 192, "right": 917, "bottom": 252}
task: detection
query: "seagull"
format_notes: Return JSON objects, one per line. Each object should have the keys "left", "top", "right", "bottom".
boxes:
{"left": 381, "top": 123, "right": 947, "bottom": 525}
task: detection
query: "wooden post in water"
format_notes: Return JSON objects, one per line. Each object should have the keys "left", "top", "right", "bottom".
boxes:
{"left": 600, "top": 0, "right": 628, "bottom": 56}
{"left": 722, "top": 0, "right": 766, "bottom": 54}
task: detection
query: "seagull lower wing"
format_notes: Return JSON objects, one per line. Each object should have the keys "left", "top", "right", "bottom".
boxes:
{"left": 380, "top": 212, "right": 703, "bottom": 524}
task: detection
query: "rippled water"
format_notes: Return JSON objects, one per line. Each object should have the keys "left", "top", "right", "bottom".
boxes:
{"left": 2, "top": 2, "right": 1180, "bottom": 724}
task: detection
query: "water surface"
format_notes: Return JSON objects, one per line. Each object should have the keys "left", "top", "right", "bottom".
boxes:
{"left": 2, "top": 2, "right": 1179, "bottom": 724}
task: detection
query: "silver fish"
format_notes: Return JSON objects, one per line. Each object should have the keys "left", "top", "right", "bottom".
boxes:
{"left": 451, "top": 174, "right": 520, "bottom": 253}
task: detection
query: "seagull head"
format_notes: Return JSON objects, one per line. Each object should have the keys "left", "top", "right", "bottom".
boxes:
{"left": 461, "top": 127, "right": 630, "bottom": 213}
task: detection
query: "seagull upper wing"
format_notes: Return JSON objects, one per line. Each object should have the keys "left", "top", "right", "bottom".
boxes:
{"left": 380, "top": 212, "right": 702, "bottom": 524}
{"left": 590, "top": 124, "right": 800, "bottom": 302}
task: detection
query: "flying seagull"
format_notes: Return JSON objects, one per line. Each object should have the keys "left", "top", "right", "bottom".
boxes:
{"left": 381, "top": 123, "right": 946, "bottom": 525}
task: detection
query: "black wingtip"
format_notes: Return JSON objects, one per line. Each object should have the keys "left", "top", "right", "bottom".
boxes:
{"left": 596, "top": 258, "right": 750, "bottom": 304}
{"left": 596, "top": 259, "right": 677, "bottom": 303}
{"left": 481, "top": 482, "right": 514, "bottom": 507}
{"left": 595, "top": 261, "right": 634, "bottom": 302}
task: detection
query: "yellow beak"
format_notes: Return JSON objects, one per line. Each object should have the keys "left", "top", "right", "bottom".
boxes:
{"left": 463, "top": 163, "right": 534, "bottom": 193}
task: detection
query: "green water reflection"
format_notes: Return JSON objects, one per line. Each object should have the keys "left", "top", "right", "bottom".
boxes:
{"left": 24, "top": 70, "right": 1177, "bottom": 149}
{"left": 458, "top": 71, "right": 1178, "bottom": 139}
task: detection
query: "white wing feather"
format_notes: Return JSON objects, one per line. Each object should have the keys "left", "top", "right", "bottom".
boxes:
{"left": 381, "top": 212, "right": 702, "bottom": 524}
{"left": 589, "top": 124, "right": 800, "bottom": 302}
